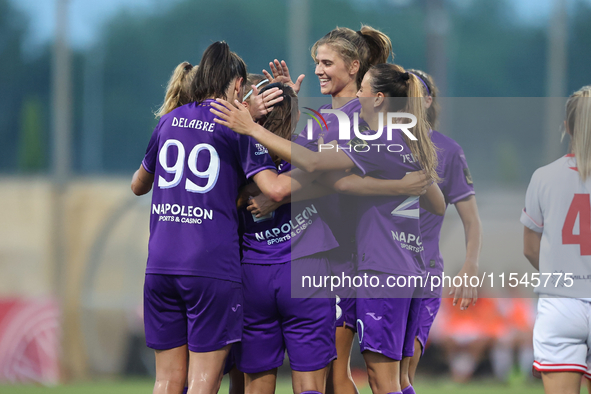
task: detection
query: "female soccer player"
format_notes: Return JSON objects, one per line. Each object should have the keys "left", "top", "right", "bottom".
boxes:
{"left": 521, "top": 85, "right": 591, "bottom": 394}
{"left": 401, "top": 69, "right": 482, "bottom": 391}
{"left": 131, "top": 41, "right": 291, "bottom": 394}
{"left": 236, "top": 82, "right": 340, "bottom": 394}
{"left": 261, "top": 27, "right": 421, "bottom": 394}
{"left": 211, "top": 63, "right": 445, "bottom": 394}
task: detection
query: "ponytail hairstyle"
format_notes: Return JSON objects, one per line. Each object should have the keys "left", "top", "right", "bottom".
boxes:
{"left": 368, "top": 63, "right": 440, "bottom": 182}
{"left": 191, "top": 41, "right": 247, "bottom": 103}
{"left": 257, "top": 82, "right": 298, "bottom": 166}
{"left": 311, "top": 25, "right": 393, "bottom": 89}
{"left": 564, "top": 85, "right": 591, "bottom": 181}
{"left": 154, "top": 61, "right": 198, "bottom": 118}
{"left": 407, "top": 69, "right": 440, "bottom": 130}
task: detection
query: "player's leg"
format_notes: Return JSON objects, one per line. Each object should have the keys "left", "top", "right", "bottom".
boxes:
{"left": 187, "top": 346, "right": 231, "bottom": 394}
{"left": 540, "top": 372, "right": 581, "bottom": 394}
{"left": 284, "top": 254, "right": 336, "bottom": 393}
{"left": 182, "top": 276, "right": 243, "bottom": 394}
{"left": 327, "top": 324, "right": 358, "bottom": 394}
{"left": 400, "top": 295, "right": 421, "bottom": 393}
{"left": 408, "top": 296, "right": 441, "bottom": 385}
{"left": 356, "top": 273, "right": 416, "bottom": 394}
{"left": 237, "top": 263, "right": 285, "bottom": 394}
{"left": 154, "top": 346, "right": 189, "bottom": 394}
{"left": 144, "top": 274, "right": 191, "bottom": 394}
{"left": 533, "top": 298, "right": 589, "bottom": 394}
{"left": 363, "top": 351, "right": 400, "bottom": 394}
{"left": 244, "top": 369, "right": 277, "bottom": 394}
{"left": 228, "top": 366, "right": 245, "bottom": 394}
{"left": 407, "top": 339, "right": 422, "bottom": 386}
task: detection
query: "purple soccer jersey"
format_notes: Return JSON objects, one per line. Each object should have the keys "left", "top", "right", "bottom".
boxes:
{"left": 420, "top": 130, "right": 475, "bottom": 279}
{"left": 142, "top": 100, "right": 276, "bottom": 282}
{"left": 294, "top": 99, "right": 363, "bottom": 283}
{"left": 342, "top": 130, "right": 425, "bottom": 277}
{"left": 240, "top": 160, "right": 293, "bottom": 264}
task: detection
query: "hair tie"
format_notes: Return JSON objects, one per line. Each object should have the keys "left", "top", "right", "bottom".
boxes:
{"left": 243, "top": 79, "right": 269, "bottom": 100}
{"left": 356, "top": 30, "right": 363, "bottom": 36}
{"left": 400, "top": 72, "right": 410, "bottom": 81}
{"left": 184, "top": 63, "right": 193, "bottom": 71}
{"left": 408, "top": 72, "right": 430, "bottom": 95}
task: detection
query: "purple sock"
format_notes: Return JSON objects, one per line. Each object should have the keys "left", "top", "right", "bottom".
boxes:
{"left": 387, "top": 392, "right": 402, "bottom": 394}
{"left": 182, "top": 388, "right": 188, "bottom": 394}
{"left": 300, "top": 392, "right": 322, "bottom": 394}
{"left": 402, "top": 385, "right": 416, "bottom": 394}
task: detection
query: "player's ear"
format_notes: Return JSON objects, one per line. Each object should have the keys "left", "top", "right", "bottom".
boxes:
{"left": 375, "top": 92, "right": 384, "bottom": 107}
{"left": 235, "top": 77, "right": 244, "bottom": 96}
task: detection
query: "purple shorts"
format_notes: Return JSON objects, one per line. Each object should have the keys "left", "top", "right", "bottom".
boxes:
{"left": 236, "top": 257, "right": 336, "bottom": 373}
{"left": 336, "top": 297, "right": 357, "bottom": 331}
{"left": 356, "top": 272, "right": 421, "bottom": 360}
{"left": 144, "top": 274, "right": 242, "bottom": 352}
{"left": 416, "top": 297, "right": 442, "bottom": 354}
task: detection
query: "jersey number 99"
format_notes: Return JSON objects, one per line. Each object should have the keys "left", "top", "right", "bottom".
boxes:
{"left": 157, "top": 139, "right": 220, "bottom": 193}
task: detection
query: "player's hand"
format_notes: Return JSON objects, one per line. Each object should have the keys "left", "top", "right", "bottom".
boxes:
{"left": 450, "top": 264, "right": 478, "bottom": 310}
{"left": 263, "top": 59, "right": 305, "bottom": 94}
{"left": 211, "top": 99, "right": 256, "bottom": 135}
{"left": 399, "top": 171, "right": 430, "bottom": 196}
{"left": 247, "top": 193, "right": 282, "bottom": 217}
{"left": 248, "top": 86, "right": 284, "bottom": 120}
{"left": 237, "top": 184, "right": 261, "bottom": 208}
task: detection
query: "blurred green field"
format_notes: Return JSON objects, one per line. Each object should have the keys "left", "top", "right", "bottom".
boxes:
{"left": 0, "top": 377, "right": 557, "bottom": 394}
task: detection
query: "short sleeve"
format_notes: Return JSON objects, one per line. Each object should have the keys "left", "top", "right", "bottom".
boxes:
{"left": 141, "top": 122, "right": 162, "bottom": 174}
{"left": 236, "top": 133, "right": 277, "bottom": 179}
{"left": 339, "top": 137, "right": 378, "bottom": 175}
{"left": 444, "top": 146, "right": 476, "bottom": 204}
{"left": 520, "top": 169, "right": 544, "bottom": 233}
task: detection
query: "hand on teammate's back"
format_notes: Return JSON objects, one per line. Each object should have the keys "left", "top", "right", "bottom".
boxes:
{"left": 263, "top": 59, "right": 305, "bottom": 95}
{"left": 247, "top": 193, "right": 282, "bottom": 217}
{"left": 399, "top": 171, "right": 430, "bottom": 196}
{"left": 237, "top": 183, "right": 261, "bottom": 208}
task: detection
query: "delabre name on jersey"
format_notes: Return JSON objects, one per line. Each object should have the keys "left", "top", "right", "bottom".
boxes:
{"left": 171, "top": 117, "right": 216, "bottom": 132}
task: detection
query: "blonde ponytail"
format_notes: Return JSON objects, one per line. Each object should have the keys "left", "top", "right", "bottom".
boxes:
{"left": 565, "top": 86, "right": 591, "bottom": 181}
{"left": 154, "top": 61, "right": 197, "bottom": 118}
{"left": 368, "top": 64, "right": 440, "bottom": 182}
{"left": 405, "top": 73, "right": 439, "bottom": 182}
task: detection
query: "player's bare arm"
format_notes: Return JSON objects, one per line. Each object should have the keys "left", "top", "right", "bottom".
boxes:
{"left": 451, "top": 195, "right": 482, "bottom": 309}
{"left": 523, "top": 226, "right": 542, "bottom": 270}
{"left": 131, "top": 164, "right": 155, "bottom": 196}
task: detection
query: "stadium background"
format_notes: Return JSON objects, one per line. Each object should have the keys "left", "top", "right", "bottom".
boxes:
{"left": 0, "top": 0, "right": 589, "bottom": 392}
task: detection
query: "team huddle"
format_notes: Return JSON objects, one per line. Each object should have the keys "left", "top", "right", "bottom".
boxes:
{"left": 131, "top": 25, "right": 591, "bottom": 394}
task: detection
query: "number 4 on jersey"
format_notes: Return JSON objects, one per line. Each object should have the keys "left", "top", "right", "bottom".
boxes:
{"left": 562, "top": 193, "right": 591, "bottom": 256}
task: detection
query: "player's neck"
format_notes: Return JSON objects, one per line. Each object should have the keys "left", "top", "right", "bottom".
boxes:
{"left": 331, "top": 84, "right": 358, "bottom": 109}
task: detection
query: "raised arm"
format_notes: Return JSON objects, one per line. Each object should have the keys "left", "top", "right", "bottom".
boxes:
{"left": 131, "top": 164, "right": 155, "bottom": 196}
{"left": 210, "top": 99, "right": 354, "bottom": 173}
{"left": 262, "top": 59, "right": 305, "bottom": 95}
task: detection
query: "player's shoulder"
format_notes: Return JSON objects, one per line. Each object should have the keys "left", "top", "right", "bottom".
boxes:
{"left": 431, "top": 130, "right": 463, "bottom": 154}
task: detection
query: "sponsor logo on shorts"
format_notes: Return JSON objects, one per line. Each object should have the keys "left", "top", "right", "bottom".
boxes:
{"left": 366, "top": 312, "right": 383, "bottom": 321}
{"left": 231, "top": 304, "right": 241, "bottom": 312}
